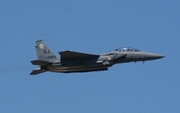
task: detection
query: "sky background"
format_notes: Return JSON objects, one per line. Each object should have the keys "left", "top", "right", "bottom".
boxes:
{"left": 0, "top": 0, "right": 179, "bottom": 113}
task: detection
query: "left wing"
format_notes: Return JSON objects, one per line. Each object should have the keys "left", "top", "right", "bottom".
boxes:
{"left": 59, "top": 50, "right": 100, "bottom": 66}
{"left": 59, "top": 50, "right": 99, "bottom": 59}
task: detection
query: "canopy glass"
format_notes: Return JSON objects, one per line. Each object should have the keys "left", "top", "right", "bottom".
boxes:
{"left": 114, "top": 47, "right": 140, "bottom": 52}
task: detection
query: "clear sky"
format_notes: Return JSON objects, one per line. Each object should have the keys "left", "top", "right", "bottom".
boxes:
{"left": 0, "top": 0, "right": 179, "bottom": 113}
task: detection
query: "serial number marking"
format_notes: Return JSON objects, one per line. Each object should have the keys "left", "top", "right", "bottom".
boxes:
{"left": 46, "top": 55, "right": 56, "bottom": 59}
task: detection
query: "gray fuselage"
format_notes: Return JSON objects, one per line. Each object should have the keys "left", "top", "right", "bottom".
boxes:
{"left": 30, "top": 41, "right": 164, "bottom": 75}
{"left": 46, "top": 50, "right": 164, "bottom": 73}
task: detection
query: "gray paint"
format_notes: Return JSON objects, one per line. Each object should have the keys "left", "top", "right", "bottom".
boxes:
{"left": 30, "top": 41, "right": 164, "bottom": 75}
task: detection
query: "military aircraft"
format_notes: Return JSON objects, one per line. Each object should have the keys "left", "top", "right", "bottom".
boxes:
{"left": 30, "top": 40, "right": 164, "bottom": 75}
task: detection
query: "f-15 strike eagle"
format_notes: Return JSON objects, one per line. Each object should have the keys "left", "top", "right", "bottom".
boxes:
{"left": 30, "top": 40, "right": 164, "bottom": 75}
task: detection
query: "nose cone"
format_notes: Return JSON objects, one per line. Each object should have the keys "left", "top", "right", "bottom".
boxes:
{"left": 146, "top": 53, "right": 165, "bottom": 60}
{"left": 150, "top": 53, "right": 164, "bottom": 59}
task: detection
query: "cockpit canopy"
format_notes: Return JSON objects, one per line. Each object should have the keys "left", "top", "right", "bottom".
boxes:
{"left": 114, "top": 47, "right": 140, "bottom": 52}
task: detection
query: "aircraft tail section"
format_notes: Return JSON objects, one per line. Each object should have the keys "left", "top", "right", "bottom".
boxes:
{"left": 30, "top": 40, "right": 60, "bottom": 75}
{"left": 35, "top": 40, "right": 59, "bottom": 62}
{"left": 31, "top": 60, "right": 51, "bottom": 65}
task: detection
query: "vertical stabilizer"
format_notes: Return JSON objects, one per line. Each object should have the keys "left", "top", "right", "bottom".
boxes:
{"left": 35, "top": 40, "right": 59, "bottom": 62}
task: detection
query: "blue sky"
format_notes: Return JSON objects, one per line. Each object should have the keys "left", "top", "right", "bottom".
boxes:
{"left": 0, "top": 0, "right": 179, "bottom": 113}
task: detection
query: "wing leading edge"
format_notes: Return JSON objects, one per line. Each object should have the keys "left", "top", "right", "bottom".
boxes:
{"left": 59, "top": 50, "right": 99, "bottom": 59}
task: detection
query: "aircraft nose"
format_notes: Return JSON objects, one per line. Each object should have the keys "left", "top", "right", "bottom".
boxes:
{"left": 148, "top": 53, "right": 165, "bottom": 59}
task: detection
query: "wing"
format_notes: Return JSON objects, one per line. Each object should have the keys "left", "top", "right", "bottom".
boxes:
{"left": 59, "top": 50, "right": 100, "bottom": 66}
{"left": 59, "top": 50, "right": 99, "bottom": 59}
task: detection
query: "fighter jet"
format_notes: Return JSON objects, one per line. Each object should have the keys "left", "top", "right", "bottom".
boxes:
{"left": 30, "top": 40, "right": 164, "bottom": 75}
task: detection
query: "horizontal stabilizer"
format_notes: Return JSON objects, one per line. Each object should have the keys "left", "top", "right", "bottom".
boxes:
{"left": 59, "top": 50, "right": 99, "bottom": 59}
{"left": 30, "top": 69, "right": 47, "bottom": 75}
{"left": 31, "top": 60, "right": 51, "bottom": 65}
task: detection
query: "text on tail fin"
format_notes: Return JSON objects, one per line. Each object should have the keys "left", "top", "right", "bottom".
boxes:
{"left": 35, "top": 40, "right": 59, "bottom": 62}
